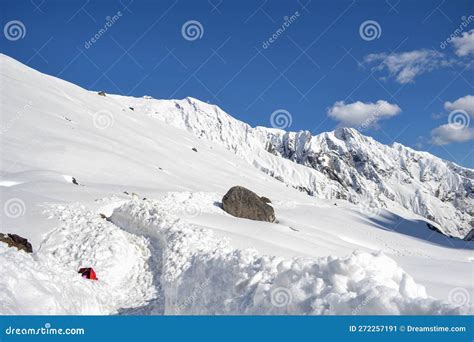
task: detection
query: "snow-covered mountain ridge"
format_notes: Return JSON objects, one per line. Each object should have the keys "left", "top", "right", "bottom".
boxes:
{"left": 111, "top": 95, "right": 473, "bottom": 239}
{"left": 1, "top": 54, "right": 473, "bottom": 315}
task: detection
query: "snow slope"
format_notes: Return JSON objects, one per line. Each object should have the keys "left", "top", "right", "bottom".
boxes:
{"left": 0, "top": 54, "right": 473, "bottom": 315}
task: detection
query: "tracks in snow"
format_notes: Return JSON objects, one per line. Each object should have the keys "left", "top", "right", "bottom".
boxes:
{"left": 107, "top": 195, "right": 466, "bottom": 315}
{"left": 40, "top": 201, "right": 158, "bottom": 314}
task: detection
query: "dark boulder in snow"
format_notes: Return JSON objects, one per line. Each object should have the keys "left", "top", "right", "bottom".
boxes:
{"left": 0, "top": 233, "right": 33, "bottom": 253}
{"left": 97, "top": 91, "right": 106, "bottom": 96}
{"left": 222, "top": 186, "right": 275, "bottom": 222}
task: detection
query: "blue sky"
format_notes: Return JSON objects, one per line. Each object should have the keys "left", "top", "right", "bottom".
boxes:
{"left": 1, "top": 0, "right": 473, "bottom": 167}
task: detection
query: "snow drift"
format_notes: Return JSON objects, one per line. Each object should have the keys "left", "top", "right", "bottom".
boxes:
{"left": 0, "top": 243, "right": 109, "bottom": 315}
{"left": 109, "top": 198, "right": 467, "bottom": 315}
{"left": 1, "top": 196, "right": 469, "bottom": 315}
{"left": 0, "top": 202, "right": 157, "bottom": 315}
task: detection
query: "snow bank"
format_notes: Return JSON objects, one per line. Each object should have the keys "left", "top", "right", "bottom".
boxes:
{"left": 0, "top": 202, "right": 157, "bottom": 315}
{"left": 0, "top": 196, "right": 469, "bottom": 315}
{"left": 0, "top": 244, "right": 108, "bottom": 314}
{"left": 110, "top": 198, "right": 467, "bottom": 315}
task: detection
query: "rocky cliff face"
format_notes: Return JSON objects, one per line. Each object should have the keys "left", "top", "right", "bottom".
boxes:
{"left": 265, "top": 127, "right": 473, "bottom": 237}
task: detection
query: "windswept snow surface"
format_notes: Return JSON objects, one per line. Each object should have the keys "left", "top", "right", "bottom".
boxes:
{"left": 0, "top": 54, "right": 473, "bottom": 315}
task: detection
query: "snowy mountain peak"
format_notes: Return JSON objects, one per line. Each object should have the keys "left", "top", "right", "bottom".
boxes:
{"left": 333, "top": 126, "right": 363, "bottom": 140}
{"left": 1, "top": 54, "right": 473, "bottom": 315}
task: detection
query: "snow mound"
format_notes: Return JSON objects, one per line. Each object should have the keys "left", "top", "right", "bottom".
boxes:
{"left": 40, "top": 204, "right": 158, "bottom": 311}
{"left": 0, "top": 202, "right": 158, "bottom": 315}
{"left": 110, "top": 198, "right": 467, "bottom": 315}
{"left": 0, "top": 243, "right": 108, "bottom": 315}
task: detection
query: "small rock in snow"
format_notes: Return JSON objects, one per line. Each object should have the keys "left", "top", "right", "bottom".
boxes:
{"left": 0, "top": 233, "right": 33, "bottom": 253}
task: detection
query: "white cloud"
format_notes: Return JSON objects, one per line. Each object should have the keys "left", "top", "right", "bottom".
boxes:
{"left": 429, "top": 94, "right": 473, "bottom": 145}
{"left": 364, "top": 49, "right": 450, "bottom": 84}
{"left": 444, "top": 94, "right": 474, "bottom": 117}
{"left": 327, "top": 100, "right": 401, "bottom": 128}
{"left": 451, "top": 29, "right": 474, "bottom": 57}
{"left": 431, "top": 124, "right": 474, "bottom": 145}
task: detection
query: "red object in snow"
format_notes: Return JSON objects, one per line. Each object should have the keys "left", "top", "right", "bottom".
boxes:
{"left": 78, "top": 267, "right": 98, "bottom": 280}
